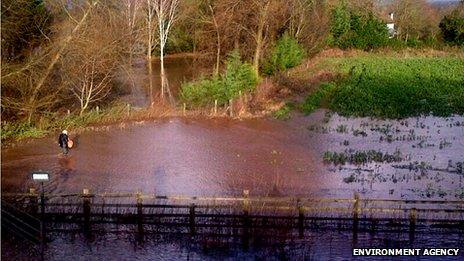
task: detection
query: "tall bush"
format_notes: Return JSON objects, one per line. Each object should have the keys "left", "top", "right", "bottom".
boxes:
{"left": 263, "top": 33, "right": 305, "bottom": 75}
{"left": 330, "top": 2, "right": 389, "bottom": 50}
{"left": 440, "top": 12, "right": 464, "bottom": 46}
{"left": 180, "top": 51, "right": 259, "bottom": 107}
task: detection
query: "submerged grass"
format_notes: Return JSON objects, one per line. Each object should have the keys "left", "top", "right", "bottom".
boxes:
{"left": 300, "top": 53, "right": 464, "bottom": 118}
{"left": 323, "top": 149, "right": 403, "bottom": 165}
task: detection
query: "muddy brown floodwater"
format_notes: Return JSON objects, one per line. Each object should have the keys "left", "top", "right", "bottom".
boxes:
{"left": 1, "top": 115, "right": 325, "bottom": 196}
{"left": 2, "top": 110, "right": 463, "bottom": 200}
{"left": 119, "top": 55, "right": 205, "bottom": 107}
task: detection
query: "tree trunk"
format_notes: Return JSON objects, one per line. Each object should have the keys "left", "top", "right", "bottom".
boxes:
{"left": 160, "top": 46, "right": 165, "bottom": 99}
{"left": 209, "top": 4, "right": 220, "bottom": 76}
{"left": 253, "top": 30, "right": 263, "bottom": 75}
{"left": 215, "top": 35, "right": 221, "bottom": 76}
{"left": 252, "top": 2, "right": 270, "bottom": 76}
{"left": 27, "top": 1, "right": 98, "bottom": 121}
{"left": 148, "top": 56, "right": 154, "bottom": 106}
{"left": 147, "top": 13, "right": 154, "bottom": 107}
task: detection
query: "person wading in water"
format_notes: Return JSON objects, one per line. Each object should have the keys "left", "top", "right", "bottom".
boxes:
{"left": 58, "top": 130, "right": 70, "bottom": 155}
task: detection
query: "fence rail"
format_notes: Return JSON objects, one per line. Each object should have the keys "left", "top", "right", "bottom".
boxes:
{"left": 2, "top": 189, "right": 463, "bottom": 242}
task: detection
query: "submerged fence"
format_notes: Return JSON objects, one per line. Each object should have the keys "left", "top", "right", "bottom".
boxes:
{"left": 2, "top": 189, "right": 463, "bottom": 243}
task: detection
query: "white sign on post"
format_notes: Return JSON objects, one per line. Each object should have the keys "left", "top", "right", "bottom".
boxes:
{"left": 32, "top": 173, "right": 50, "bottom": 181}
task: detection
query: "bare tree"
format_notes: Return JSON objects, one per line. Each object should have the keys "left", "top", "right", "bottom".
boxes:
{"left": 193, "top": 0, "right": 221, "bottom": 75}
{"left": 1, "top": 57, "right": 62, "bottom": 123}
{"left": 391, "top": 0, "right": 440, "bottom": 42}
{"left": 122, "top": 0, "right": 144, "bottom": 64}
{"left": 215, "top": 0, "right": 286, "bottom": 75}
{"left": 1, "top": 0, "right": 100, "bottom": 123}
{"left": 28, "top": 1, "right": 99, "bottom": 116}
{"left": 251, "top": 0, "right": 271, "bottom": 75}
{"left": 145, "top": 0, "right": 157, "bottom": 105}
{"left": 208, "top": 3, "right": 221, "bottom": 76}
{"left": 61, "top": 0, "right": 126, "bottom": 115}
{"left": 145, "top": 0, "right": 179, "bottom": 105}
{"left": 287, "top": 0, "right": 330, "bottom": 54}
{"left": 69, "top": 57, "right": 115, "bottom": 115}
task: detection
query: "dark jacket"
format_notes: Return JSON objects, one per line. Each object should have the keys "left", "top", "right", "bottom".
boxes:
{"left": 58, "top": 133, "right": 69, "bottom": 148}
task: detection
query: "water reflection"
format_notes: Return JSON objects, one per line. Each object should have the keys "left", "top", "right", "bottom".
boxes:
{"left": 120, "top": 55, "right": 208, "bottom": 107}
{"left": 3, "top": 231, "right": 463, "bottom": 260}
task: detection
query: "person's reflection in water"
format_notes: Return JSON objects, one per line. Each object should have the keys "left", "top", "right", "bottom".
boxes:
{"left": 58, "top": 155, "right": 76, "bottom": 183}
{"left": 58, "top": 149, "right": 76, "bottom": 169}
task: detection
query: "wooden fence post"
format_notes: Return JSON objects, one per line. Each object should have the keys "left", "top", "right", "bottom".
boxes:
{"left": 242, "top": 190, "right": 250, "bottom": 249}
{"left": 189, "top": 201, "right": 196, "bottom": 235}
{"left": 238, "top": 91, "right": 243, "bottom": 117}
{"left": 214, "top": 100, "right": 218, "bottom": 116}
{"left": 82, "top": 189, "right": 91, "bottom": 234}
{"left": 126, "top": 104, "right": 131, "bottom": 116}
{"left": 136, "top": 193, "right": 144, "bottom": 235}
{"left": 96, "top": 106, "right": 99, "bottom": 114}
{"left": 353, "top": 192, "right": 360, "bottom": 239}
{"left": 183, "top": 103, "right": 186, "bottom": 116}
{"left": 229, "top": 99, "right": 233, "bottom": 117}
{"left": 297, "top": 198, "right": 304, "bottom": 238}
{"left": 29, "top": 188, "right": 38, "bottom": 216}
{"left": 409, "top": 208, "right": 417, "bottom": 242}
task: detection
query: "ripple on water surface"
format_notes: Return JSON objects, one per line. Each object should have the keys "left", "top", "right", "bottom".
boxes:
{"left": 1, "top": 110, "right": 463, "bottom": 200}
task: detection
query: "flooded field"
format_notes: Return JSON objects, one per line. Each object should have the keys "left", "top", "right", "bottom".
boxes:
{"left": 2, "top": 110, "right": 463, "bottom": 200}
{"left": 307, "top": 111, "right": 464, "bottom": 200}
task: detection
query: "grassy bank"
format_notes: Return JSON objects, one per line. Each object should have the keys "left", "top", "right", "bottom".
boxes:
{"left": 1, "top": 103, "right": 179, "bottom": 145}
{"left": 297, "top": 50, "right": 464, "bottom": 118}
{"left": 1, "top": 104, "right": 126, "bottom": 143}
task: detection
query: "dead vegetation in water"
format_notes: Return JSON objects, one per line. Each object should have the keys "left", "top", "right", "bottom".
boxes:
{"left": 323, "top": 149, "right": 403, "bottom": 166}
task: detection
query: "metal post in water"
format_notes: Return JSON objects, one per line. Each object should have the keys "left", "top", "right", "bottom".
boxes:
{"left": 29, "top": 188, "right": 38, "bottom": 216}
{"left": 297, "top": 198, "right": 304, "bottom": 238}
{"left": 82, "top": 189, "right": 91, "bottom": 235}
{"left": 242, "top": 190, "right": 250, "bottom": 249}
{"left": 189, "top": 202, "right": 196, "bottom": 235}
{"left": 353, "top": 192, "right": 360, "bottom": 240}
{"left": 136, "top": 193, "right": 144, "bottom": 236}
{"left": 409, "top": 208, "right": 417, "bottom": 242}
{"left": 40, "top": 183, "right": 45, "bottom": 261}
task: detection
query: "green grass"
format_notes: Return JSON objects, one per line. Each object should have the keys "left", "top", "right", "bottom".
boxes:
{"left": 273, "top": 104, "right": 292, "bottom": 120}
{"left": 1, "top": 103, "right": 130, "bottom": 143}
{"left": 300, "top": 54, "right": 464, "bottom": 118}
{"left": 1, "top": 122, "right": 48, "bottom": 141}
